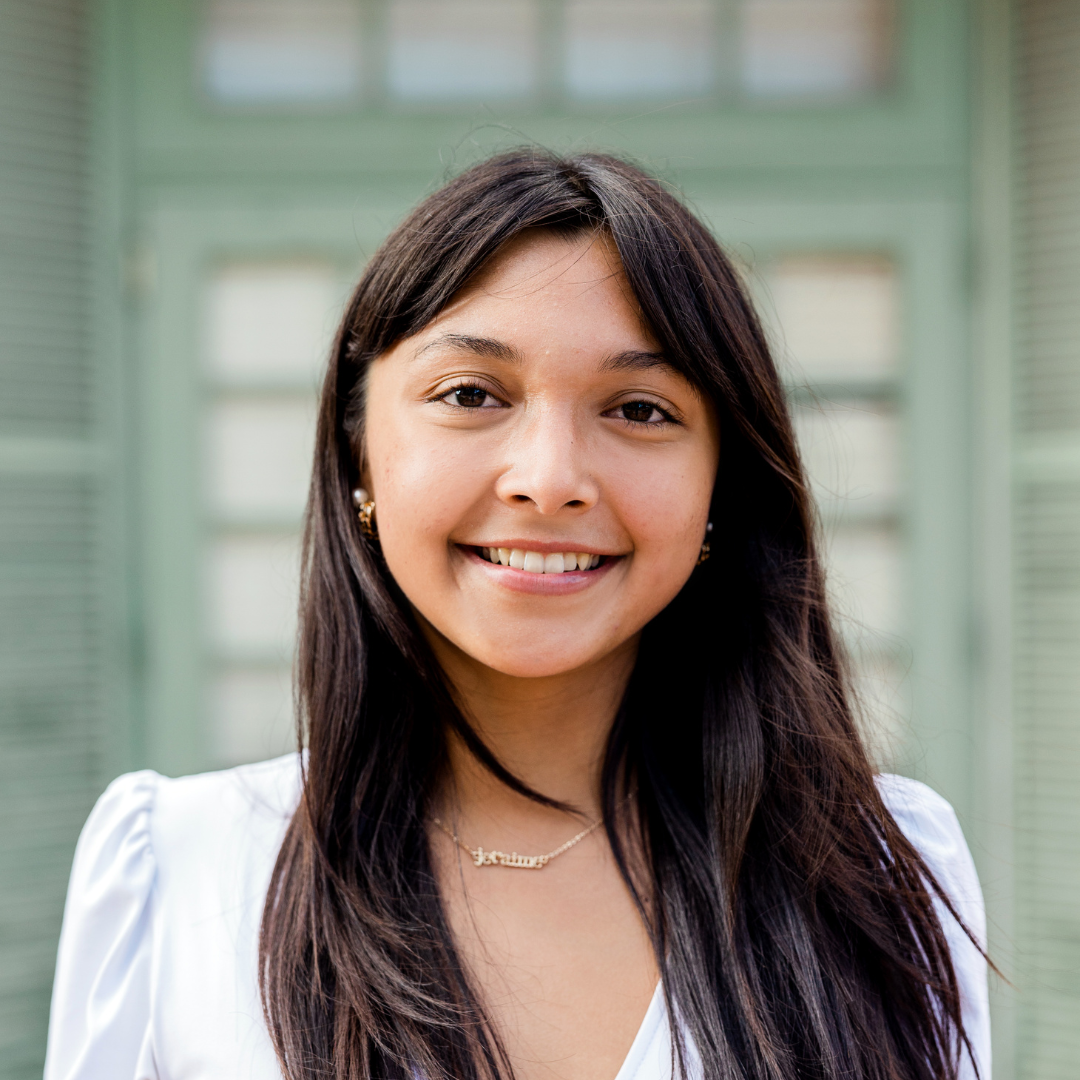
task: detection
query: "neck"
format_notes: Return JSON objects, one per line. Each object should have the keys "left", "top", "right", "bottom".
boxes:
{"left": 425, "top": 629, "right": 639, "bottom": 831}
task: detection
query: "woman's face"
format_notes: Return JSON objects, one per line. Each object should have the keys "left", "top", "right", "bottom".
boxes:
{"left": 362, "top": 230, "right": 719, "bottom": 679}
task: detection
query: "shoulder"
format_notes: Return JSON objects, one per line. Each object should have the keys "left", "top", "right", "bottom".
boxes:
{"left": 875, "top": 774, "right": 991, "bottom": 1079}
{"left": 875, "top": 772, "right": 957, "bottom": 829}
{"left": 94, "top": 750, "right": 302, "bottom": 817}
{"left": 73, "top": 752, "right": 304, "bottom": 921}
{"left": 47, "top": 755, "right": 302, "bottom": 1077}
{"left": 149, "top": 751, "right": 303, "bottom": 851}
{"left": 69, "top": 768, "right": 159, "bottom": 887}
{"left": 82, "top": 752, "right": 302, "bottom": 864}
{"left": 143, "top": 753, "right": 304, "bottom": 913}
{"left": 874, "top": 773, "right": 981, "bottom": 907}
{"left": 154, "top": 750, "right": 304, "bottom": 815}
{"left": 876, "top": 773, "right": 963, "bottom": 854}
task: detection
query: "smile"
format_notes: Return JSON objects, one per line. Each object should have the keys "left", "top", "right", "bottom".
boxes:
{"left": 477, "top": 548, "right": 603, "bottom": 574}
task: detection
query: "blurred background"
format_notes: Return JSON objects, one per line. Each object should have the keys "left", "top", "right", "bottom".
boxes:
{"left": 0, "top": 0, "right": 1073, "bottom": 1075}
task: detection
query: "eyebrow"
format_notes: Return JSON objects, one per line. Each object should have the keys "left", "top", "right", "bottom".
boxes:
{"left": 415, "top": 333, "right": 521, "bottom": 362}
{"left": 415, "top": 335, "right": 672, "bottom": 374}
{"left": 599, "top": 349, "right": 673, "bottom": 373}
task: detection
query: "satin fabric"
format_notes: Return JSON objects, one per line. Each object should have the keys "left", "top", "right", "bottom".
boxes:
{"left": 44, "top": 755, "right": 990, "bottom": 1080}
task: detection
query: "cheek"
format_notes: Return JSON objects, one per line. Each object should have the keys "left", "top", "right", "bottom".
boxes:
{"left": 618, "top": 455, "right": 714, "bottom": 585}
{"left": 625, "top": 453, "right": 714, "bottom": 538}
{"left": 364, "top": 410, "right": 487, "bottom": 568}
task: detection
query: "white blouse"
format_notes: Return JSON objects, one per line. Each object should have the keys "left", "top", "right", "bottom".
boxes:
{"left": 44, "top": 754, "right": 990, "bottom": 1080}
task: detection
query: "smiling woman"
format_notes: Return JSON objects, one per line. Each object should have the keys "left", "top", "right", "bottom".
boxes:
{"left": 362, "top": 230, "right": 718, "bottom": 683}
{"left": 45, "top": 152, "right": 988, "bottom": 1080}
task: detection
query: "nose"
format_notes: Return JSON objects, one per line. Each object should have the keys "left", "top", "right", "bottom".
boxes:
{"left": 493, "top": 404, "right": 599, "bottom": 515}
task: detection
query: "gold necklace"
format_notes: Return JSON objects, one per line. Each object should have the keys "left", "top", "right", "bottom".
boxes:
{"left": 431, "top": 815, "right": 603, "bottom": 870}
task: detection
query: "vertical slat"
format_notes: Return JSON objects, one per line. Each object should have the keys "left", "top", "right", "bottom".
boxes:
{"left": 1016, "top": 2, "right": 1080, "bottom": 1075}
{"left": 0, "top": 3, "right": 98, "bottom": 1077}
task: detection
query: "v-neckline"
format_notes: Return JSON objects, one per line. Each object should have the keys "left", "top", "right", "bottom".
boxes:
{"left": 611, "top": 982, "right": 668, "bottom": 1080}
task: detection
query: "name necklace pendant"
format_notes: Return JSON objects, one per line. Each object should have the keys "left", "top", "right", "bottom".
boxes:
{"left": 431, "top": 815, "right": 603, "bottom": 870}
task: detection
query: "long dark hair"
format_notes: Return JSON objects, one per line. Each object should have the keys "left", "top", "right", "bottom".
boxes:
{"left": 260, "top": 150, "right": 978, "bottom": 1080}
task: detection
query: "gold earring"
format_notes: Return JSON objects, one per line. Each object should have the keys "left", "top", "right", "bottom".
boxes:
{"left": 697, "top": 521, "right": 713, "bottom": 565}
{"left": 352, "top": 487, "right": 377, "bottom": 539}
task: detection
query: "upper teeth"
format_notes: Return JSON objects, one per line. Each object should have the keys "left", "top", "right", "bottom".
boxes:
{"left": 483, "top": 548, "right": 601, "bottom": 573}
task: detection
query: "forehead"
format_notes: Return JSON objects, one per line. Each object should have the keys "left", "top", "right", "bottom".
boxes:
{"left": 424, "top": 229, "right": 657, "bottom": 348}
{"left": 466, "top": 228, "right": 623, "bottom": 294}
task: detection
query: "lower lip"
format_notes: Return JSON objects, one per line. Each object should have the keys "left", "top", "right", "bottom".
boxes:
{"left": 461, "top": 547, "right": 618, "bottom": 595}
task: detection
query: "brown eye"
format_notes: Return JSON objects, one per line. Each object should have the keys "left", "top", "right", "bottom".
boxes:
{"left": 621, "top": 400, "right": 661, "bottom": 423}
{"left": 453, "top": 386, "right": 489, "bottom": 408}
{"left": 432, "top": 382, "right": 504, "bottom": 410}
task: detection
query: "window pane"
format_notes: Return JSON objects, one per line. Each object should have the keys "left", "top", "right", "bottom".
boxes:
{"left": 741, "top": 0, "right": 893, "bottom": 100}
{"left": 769, "top": 255, "right": 899, "bottom": 384}
{"left": 792, "top": 402, "right": 900, "bottom": 517}
{"left": 565, "top": 0, "right": 715, "bottom": 100}
{"left": 388, "top": 0, "right": 538, "bottom": 100}
{"left": 203, "top": 259, "right": 338, "bottom": 765}
{"left": 206, "top": 261, "right": 339, "bottom": 387}
{"left": 205, "top": 398, "right": 316, "bottom": 522}
{"left": 826, "top": 525, "right": 902, "bottom": 641}
{"left": 826, "top": 525, "right": 905, "bottom": 768}
{"left": 201, "top": 0, "right": 363, "bottom": 104}
{"left": 765, "top": 249, "right": 906, "bottom": 760}
{"left": 206, "top": 534, "right": 300, "bottom": 659}
{"left": 211, "top": 667, "right": 296, "bottom": 767}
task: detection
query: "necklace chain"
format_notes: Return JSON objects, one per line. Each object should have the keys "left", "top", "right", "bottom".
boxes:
{"left": 431, "top": 815, "right": 603, "bottom": 870}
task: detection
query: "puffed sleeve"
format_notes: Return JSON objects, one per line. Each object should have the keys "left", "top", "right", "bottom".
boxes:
{"left": 877, "top": 774, "right": 991, "bottom": 1080}
{"left": 45, "top": 770, "right": 161, "bottom": 1080}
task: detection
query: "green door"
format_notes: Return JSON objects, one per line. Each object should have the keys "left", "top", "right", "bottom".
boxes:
{"left": 11, "top": 0, "right": 1010, "bottom": 1076}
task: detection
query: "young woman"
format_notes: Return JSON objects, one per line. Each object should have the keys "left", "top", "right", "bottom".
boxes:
{"left": 45, "top": 151, "right": 989, "bottom": 1080}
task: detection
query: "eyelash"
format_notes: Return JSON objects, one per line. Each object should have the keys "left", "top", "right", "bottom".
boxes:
{"left": 429, "top": 382, "right": 680, "bottom": 427}
{"left": 609, "top": 399, "right": 679, "bottom": 427}
{"left": 428, "top": 380, "right": 502, "bottom": 408}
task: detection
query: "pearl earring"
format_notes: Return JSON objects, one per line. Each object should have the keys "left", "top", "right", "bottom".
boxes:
{"left": 698, "top": 521, "right": 713, "bottom": 565}
{"left": 352, "top": 487, "right": 376, "bottom": 539}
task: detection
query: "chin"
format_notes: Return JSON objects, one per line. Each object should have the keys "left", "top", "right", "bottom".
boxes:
{"left": 467, "top": 641, "right": 602, "bottom": 679}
